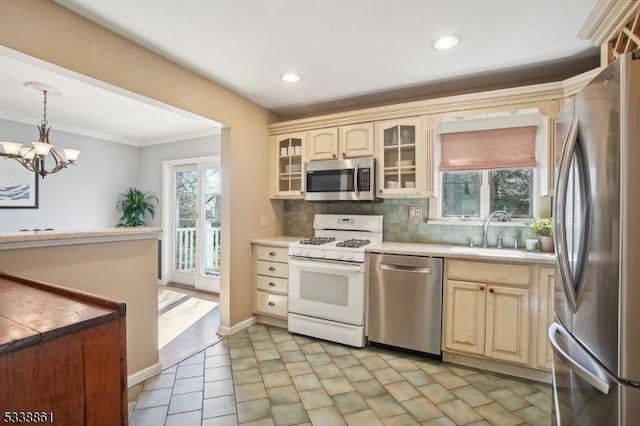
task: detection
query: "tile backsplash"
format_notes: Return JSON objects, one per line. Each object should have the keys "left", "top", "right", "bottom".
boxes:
{"left": 283, "top": 199, "right": 533, "bottom": 248}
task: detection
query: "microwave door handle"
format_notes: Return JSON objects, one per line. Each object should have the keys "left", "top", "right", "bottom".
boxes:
{"left": 548, "top": 322, "right": 611, "bottom": 394}
{"left": 353, "top": 163, "right": 360, "bottom": 198}
{"left": 554, "top": 118, "right": 579, "bottom": 314}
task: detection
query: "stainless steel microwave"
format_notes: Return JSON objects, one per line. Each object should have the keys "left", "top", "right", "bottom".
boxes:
{"left": 304, "top": 157, "right": 377, "bottom": 202}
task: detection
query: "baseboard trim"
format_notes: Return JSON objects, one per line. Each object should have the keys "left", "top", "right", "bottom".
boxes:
{"left": 217, "top": 316, "right": 258, "bottom": 337}
{"left": 442, "top": 351, "right": 552, "bottom": 384}
{"left": 256, "top": 315, "right": 288, "bottom": 329}
{"left": 128, "top": 362, "right": 163, "bottom": 387}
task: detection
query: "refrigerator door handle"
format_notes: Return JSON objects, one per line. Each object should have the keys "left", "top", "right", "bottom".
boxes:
{"left": 554, "top": 118, "right": 580, "bottom": 313}
{"left": 548, "top": 322, "right": 611, "bottom": 395}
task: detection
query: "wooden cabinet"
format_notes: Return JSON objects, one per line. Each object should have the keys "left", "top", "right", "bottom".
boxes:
{"left": 253, "top": 244, "right": 289, "bottom": 319}
{"left": 375, "top": 117, "right": 427, "bottom": 197}
{"left": 444, "top": 260, "right": 532, "bottom": 366}
{"left": 0, "top": 272, "right": 127, "bottom": 425}
{"left": 536, "top": 267, "right": 555, "bottom": 370}
{"left": 273, "top": 133, "right": 305, "bottom": 198}
{"left": 307, "top": 123, "right": 375, "bottom": 161}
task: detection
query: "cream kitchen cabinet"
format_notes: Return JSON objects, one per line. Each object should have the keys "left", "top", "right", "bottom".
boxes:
{"left": 273, "top": 133, "right": 305, "bottom": 198}
{"left": 535, "top": 267, "right": 555, "bottom": 370}
{"left": 306, "top": 123, "right": 375, "bottom": 161}
{"left": 375, "top": 117, "right": 428, "bottom": 197}
{"left": 444, "top": 260, "right": 532, "bottom": 366}
{"left": 253, "top": 244, "right": 289, "bottom": 319}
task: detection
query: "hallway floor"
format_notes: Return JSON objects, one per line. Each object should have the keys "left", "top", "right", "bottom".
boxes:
{"left": 129, "top": 324, "right": 552, "bottom": 425}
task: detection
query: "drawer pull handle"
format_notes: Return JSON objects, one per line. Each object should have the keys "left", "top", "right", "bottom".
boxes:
{"left": 268, "top": 301, "right": 275, "bottom": 307}
{"left": 269, "top": 267, "right": 276, "bottom": 271}
{"left": 489, "top": 288, "right": 495, "bottom": 293}
{"left": 268, "top": 282, "right": 276, "bottom": 287}
{"left": 269, "top": 251, "right": 276, "bottom": 256}
{"left": 479, "top": 285, "right": 485, "bottom": 291}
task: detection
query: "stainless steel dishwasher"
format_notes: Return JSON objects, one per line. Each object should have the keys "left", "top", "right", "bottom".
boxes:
{"left": 368, "top": 253, "right": 443, "bottom": 356}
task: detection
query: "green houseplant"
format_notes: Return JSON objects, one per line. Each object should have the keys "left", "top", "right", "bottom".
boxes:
{"left": 527, "top": 217, "right": 554, "bottom": 252}
{"left": 116, "top": 187, "right": 158, "bottom": 227}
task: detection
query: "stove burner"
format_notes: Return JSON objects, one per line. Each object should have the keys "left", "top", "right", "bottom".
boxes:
{"left": 336, "top": 239, "right": 371, "bottom": 248}
{"left": 299, "top": 237, "right": 336, "bottom": 245}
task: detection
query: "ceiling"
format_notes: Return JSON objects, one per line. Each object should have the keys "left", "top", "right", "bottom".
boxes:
{"left": 1, "top": 1, "right": 600, "bottom": 143}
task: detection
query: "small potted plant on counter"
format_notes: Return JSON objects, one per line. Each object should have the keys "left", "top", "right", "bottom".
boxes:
{"left": 116, "top": 187, "right": 158, "bottom": 227}
{"left": 527, "top": 217, "right": 554, "bottom": 252}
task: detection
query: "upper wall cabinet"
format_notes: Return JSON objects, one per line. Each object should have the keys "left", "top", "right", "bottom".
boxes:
{"left": 273, "top": 133, "right": 305, "bottom": 198}
{"left": 375, "top": 117, "right": 429, "bottom": 197}
{"left": 307, "top": 123, "right": 375, "bottom": 161}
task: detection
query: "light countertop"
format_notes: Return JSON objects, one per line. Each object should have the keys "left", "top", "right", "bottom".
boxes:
{"left": 251, "top": 236, "right": 301, "bottom": 247}
{"left": 0, "top": 227, "right": 163, "bottom": 250}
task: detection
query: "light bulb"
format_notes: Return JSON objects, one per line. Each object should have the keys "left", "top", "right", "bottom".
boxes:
{"left": 62, "top": 148, "right": 81, "bottom": 162}
{"left": 32, "top": 142, "right": 53, "bottom": 156}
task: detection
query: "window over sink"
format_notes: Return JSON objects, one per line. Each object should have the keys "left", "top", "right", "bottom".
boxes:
{"left": 435, "top": 111, "right": 542, "bottom": 221}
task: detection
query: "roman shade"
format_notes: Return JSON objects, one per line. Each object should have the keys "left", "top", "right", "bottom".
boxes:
{"left": 440, "top": 126, "right": 537, "bottom": 171}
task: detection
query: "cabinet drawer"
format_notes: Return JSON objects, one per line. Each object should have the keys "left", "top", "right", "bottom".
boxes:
{"left": 448, "top": 260, "right": 531, "bottom": 286}
{"left": 257, "top": 260, "right": 288, "bottom": 278}
{"left": 256, "top": 246, "right": 289, "bottom": 262}
{"left": 256, "top": 276, "right": 288, "bottom": 294}
{"left": 256, "top": 291, "right": 288, "bottom": 318}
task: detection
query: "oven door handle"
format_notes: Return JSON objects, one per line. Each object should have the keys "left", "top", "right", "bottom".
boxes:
{"left": 289, "top": 257, "right": 363, "bottom": 273}
{"left": 379, "top": 264, "right": 431, "bottom": 274}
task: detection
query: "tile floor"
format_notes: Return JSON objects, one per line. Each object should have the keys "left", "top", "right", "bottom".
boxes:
{"left": 129, "top": 325, "right": 552, "bottom": 425}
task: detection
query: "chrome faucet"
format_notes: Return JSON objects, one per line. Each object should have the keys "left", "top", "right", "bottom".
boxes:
{"left": 496, "top": 232, "right": 504, "bottom": 249}
{"left": 482, "top": 210, "right": 511, "bottom": 248}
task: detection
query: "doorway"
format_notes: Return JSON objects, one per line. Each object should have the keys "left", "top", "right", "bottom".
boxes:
{"left": 163, "top": 156, "right": 221, "bottom": 293}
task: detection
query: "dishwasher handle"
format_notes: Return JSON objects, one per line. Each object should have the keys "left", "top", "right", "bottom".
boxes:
{"left": 379, "top": 263, "right": 432, "bottom": 274}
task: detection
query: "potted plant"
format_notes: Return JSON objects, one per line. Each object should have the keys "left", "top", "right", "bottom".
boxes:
{"left": 527, "top": 217, "right": 554, "bottom": 252}
{"left": 116, "top": 187, "right": 158, "bottom": 227}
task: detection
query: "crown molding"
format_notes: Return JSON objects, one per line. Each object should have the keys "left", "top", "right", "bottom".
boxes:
{"left": 578, "top": 0, "right": 640, "bottom": 46}
{"left": 269, "top": 77, "right": 587, "bottom": 134}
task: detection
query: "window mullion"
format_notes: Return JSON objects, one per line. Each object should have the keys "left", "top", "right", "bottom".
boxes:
{"left": 481, "top": 170, "right": 491, "bottom": 219}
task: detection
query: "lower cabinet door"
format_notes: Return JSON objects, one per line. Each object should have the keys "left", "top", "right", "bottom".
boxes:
{"left": 485, "top": 285, "right": 530, "bottom": 364}
{"left": 444, "top": 280, "right": 486, "bottom": 356}
{"left": 256, "top": 291, "right": 288, "bottom": 318}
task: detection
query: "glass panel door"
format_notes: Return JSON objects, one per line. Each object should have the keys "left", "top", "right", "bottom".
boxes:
{"left": 169, "top": 161, "right": 221, "bottom": 293}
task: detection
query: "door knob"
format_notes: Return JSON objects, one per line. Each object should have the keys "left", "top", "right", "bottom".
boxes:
{"left": 479, "top": 286, "right": 485, "bottom": 291}
{"left": 269, "top": 266, "right": 276, "bottom": 271}
{"left": 268, "top": 282, "right": 276, "bottom": 287}
{"left": 269, "top": 251, "right": 276, "bottom": 256}
{"left": 268, "top": 301, "right": 275, "bottom": 307}
{"left": 489, "top": 288, "right": 495, "bottom": 293}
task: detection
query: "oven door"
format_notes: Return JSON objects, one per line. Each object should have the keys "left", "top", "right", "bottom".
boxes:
{"left": 288, "top": 257, "right": 365, "bottom": 325}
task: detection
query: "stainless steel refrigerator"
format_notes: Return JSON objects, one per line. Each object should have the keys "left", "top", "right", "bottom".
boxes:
{"left": 550, "top": 50, "right": 640, "bottom": 425}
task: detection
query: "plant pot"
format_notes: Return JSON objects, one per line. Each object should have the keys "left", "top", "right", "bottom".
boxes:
{"left": 525, "top": 238, "right": 539, "bottom": 251}
{"left": 538, "top": 235, "right": 554, "bottom": 253}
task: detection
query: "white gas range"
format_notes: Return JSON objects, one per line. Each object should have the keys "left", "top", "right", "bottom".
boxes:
{"left": 288, "top": 214, "right": 383, "bottom": 347}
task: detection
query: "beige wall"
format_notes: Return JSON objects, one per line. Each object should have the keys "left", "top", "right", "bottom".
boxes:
{"left": 0, "top": 240, "right": 158, "bottom": 376}
{"left": 0, "top": 0, "right": 284, "bottom": 327}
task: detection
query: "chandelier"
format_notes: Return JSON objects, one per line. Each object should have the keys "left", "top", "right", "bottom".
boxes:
{"left": 0, "top": 83, "right": 81, "bottom": 178}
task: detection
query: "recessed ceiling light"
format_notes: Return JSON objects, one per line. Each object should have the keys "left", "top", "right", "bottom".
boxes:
{"left": 434, "top": 34, "right": 460, "bottom": 50}
{"left": 281, "top": 73, "right": 301, "bottom": 83}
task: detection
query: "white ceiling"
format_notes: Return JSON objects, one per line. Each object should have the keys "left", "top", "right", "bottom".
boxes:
{"left": 1, "top": 1, "right": 599, "bottom": 143}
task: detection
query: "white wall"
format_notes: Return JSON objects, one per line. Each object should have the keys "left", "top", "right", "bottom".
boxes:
{"left": 139, "top": 133, "right": 220, "bottom": 227}
{"left": 0, "top": 118, "right": 140, "bottom": 231}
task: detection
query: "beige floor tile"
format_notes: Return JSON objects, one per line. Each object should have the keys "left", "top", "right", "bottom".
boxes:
{"left": 420, "top": 416, "right": 457, "bottom": 426}
{"left": 464, "top": 373, "right": 504, "bottom": 393}
{"left": 307, "top": 405, "right": 347, "bottom": 426}
{"left": 322, "top": 376, "right": 356, "bottom": 395}
{"left": 495, "top": 377, "right": 539, "bottom": 397}
{"left": 262, "top": 371, "right": 293, "bottom": 388}
{"left": 417, "top": 383, "right": 456, "bottom": 404}
{"left": 231, "top": 347, "right": 255, "bottom": 359}
{"left": 276, "top": 340, "right": 299, "bottom": 353}
{"left": 513, "top": 405, "right": 552, "bottom": 425}
{"left": 475, "top": 402, "right": 525, "bottom": 426}
{"left": 271, "top": 401, "right": 310, "bottom": 425}
{"left": 322, "top": 343, "right": 352, "bottom": 357}
{"left": 300, "top": 342, "right": 325, "bottom": 355}
{"left": 266, "top": 384, "right": 300, "bottom": 406}
{"left": 314, "top": 363, "right": 344, "bottom": 379}
{"left": 448, "top": 365, "right": 478, "bottom": 377}
{"left": 486, "top": 388, "right": 531, "bottom": 411}
{"left": 401, "top": 397, "right": 443, "bottom": 422}
{"left": 254, "top": 348, "right": 280, "bottom": 362}
{"left": 258, "top": 359, "right": 286, "bottom": 374}
{"left": 333, "top": 354, "right": 361, "bottom": 369}
{"left": 292, "top": 373, "right": 324, "bottom": 392}
{"left": 524, "top": 391, "right": 552, "bottom": 414}
{"left": 272, "top": 333, "right": 295, "bottom": 343}
{"left": 299, "top": 388, "right": 334, "bottom": 410}
{"left": 366, "top": 394, "right": 407, "bottom": 418}
{"left": 386, "top": 358, "right": 419, "bottom": 372}
{"left": 451, "top": 385, "right": 493, "bottom": 408}
{"left": 415, "top": 360, "right": 447, "bottom": 375}
{"left": 400, "top": 369, "right": 435, "bottom": 387}
{"left": 360, "top": 355, "right": 389, "bottom": 371}
{"left": 233, "top": 368, "right": 263, "bottom": 385}
{"left": 384, "top": 381, "right": 421, "bottom": 401}
{"left": 252, "top": 339, "right": 276, "bottom": 350}
{"left": 231, "top": 357, "right": 259, "bottom": 372}
{"left": 372, "top": 367, "right": 405, "bottom": 385}
{"left": 431, "top": 371, "right": 469, "bottom": 389}
{"left": 352, "top": 379, "right": 389, "bottom": 399}
{"left": 381, "top": 413, "right": 420, "bottom": 425}
{"left": 286, "top": 361, "right": 315, "bottom": 377}
{"left": 350, "top": 349, "right": 378, "bottom": 359}
{"left": 306, "top": 352, "right": 332, "bottom": 366}
{"left": 235, "top": 382, "right": 268, "bottom": 403}
{"left": 437, "top": 400, "right": 483, "bottom": 425}
{"left": 281, "top": 350, "right": 306, "bottom": 364}
{"left": 343, "top": 409, "right": 384, "bottom": 426}
{"left": 342, "top": 366, "right": 375, "bottom": 382}
{"left": 236, "top": 398, "right": 272, "bottom": 423}
{"left": 331, "top": 391, "right": 369, "bottom": 415}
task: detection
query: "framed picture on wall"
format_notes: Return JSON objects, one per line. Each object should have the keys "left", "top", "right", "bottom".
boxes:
{"left": 0, "top": 159, "right": 38, "bottom": 208}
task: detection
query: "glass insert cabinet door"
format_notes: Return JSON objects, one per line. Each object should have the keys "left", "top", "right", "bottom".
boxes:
{"left": 377, "top": 117, "right": 423, "bottom": 194}
{"left": 275, "top": 133, "right": 305, "bottom": 195}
